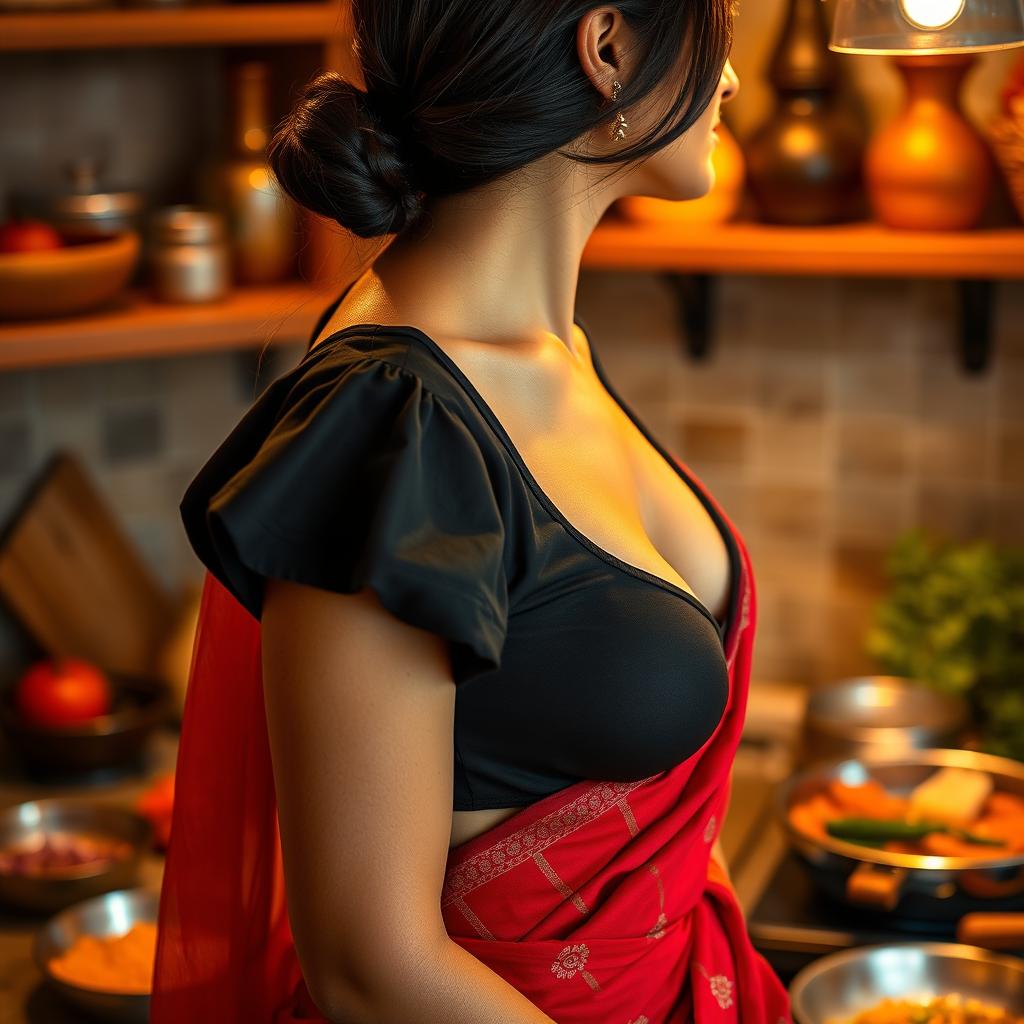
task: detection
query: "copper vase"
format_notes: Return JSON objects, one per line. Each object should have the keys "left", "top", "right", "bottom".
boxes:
{"left": 867, "top": 54, "right": 995, "bottom": 231}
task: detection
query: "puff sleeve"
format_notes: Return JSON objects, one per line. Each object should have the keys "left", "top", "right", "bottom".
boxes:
{"left": 179, "top": 354, "right": 511, "bottom": 685}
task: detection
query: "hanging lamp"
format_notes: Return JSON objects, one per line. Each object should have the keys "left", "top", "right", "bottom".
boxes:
{"left": 825, "top": 0, "right": 1024, "bottom": 230}
{"left": 829, "top": 0, "right": 1024, "bottom": 55}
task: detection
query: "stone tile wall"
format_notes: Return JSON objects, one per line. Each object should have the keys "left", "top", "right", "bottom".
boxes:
{"left": 0, "top": 272, "right": 1020, "bottom": 687}
{"left": 576, "top": 271, "right": 1023, "bottom": 687}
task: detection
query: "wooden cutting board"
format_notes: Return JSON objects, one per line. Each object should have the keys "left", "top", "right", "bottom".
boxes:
{"left": 0, "top": 450, "right": 176, "bottom": 678}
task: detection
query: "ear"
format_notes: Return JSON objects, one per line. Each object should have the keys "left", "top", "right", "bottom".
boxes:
{"left": 575, "top": 5, "right": 635, "bottom": 101}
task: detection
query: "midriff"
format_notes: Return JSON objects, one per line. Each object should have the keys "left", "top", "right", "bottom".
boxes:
{"left": 450, "top": 805, "right": 523, "bottom": 850}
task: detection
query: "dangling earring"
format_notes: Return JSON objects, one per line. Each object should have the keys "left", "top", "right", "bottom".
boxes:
{"left": 609, "top": 79, "right": 628, "bottom": 141}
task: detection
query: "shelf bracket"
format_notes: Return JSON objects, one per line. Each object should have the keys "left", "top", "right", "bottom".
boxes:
{"left": 956, "top": 278, "right": 994, "bottom": 376}
{"left": 664, "top": 272, "right": 716, "bottom": 362}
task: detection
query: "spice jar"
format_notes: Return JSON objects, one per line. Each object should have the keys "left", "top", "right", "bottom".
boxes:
{"left": 149, "top": 206, "right": 230, "bottom": 303}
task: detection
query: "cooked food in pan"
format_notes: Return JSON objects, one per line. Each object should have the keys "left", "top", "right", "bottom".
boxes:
{"left": 837, "top": 992, "right": 1024, "bottom": 1024}
{"left": 788, "top": 767, "right": 1024, "bottom": 856}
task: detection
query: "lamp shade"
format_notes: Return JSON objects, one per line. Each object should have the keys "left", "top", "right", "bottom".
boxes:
{"left": 829, "top": 0, "right": 1024, "bottom": 53}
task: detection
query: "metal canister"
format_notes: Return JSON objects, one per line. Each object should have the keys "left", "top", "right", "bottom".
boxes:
{"left": 797, "top": 675, "right": 970, "bottom": 766}
{"left": 49, "top": 157, "right": 144, "bottom": 240}
{"left": 149, "top": 206, "right": 230, "bottom": 303}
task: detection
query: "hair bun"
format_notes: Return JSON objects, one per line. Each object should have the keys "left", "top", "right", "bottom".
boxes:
{"left": 268, "top": 70, "right": 423, "bottom": 239}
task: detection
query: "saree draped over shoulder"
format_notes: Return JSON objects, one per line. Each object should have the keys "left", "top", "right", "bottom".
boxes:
{"left": 151, "top": 409, "right": 792, "bottom": 1023}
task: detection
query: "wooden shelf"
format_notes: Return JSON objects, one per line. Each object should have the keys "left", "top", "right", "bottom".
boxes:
{"left": 0, "top": 1, "right": 351, "bottom": 51}
{"left": 583, "top": 216, "right": 1024, "bottom": 373}
{"left": 3, "top": 219, "right": 1022, "bottom": 370}
{"left": 0, "top": 281, "right": 337, "bottom": 369}
{"left": 583, "top": 217, "right": 1024, "bottom": 280}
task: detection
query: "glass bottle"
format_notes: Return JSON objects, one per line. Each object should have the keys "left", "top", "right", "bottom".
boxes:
{"left": 219, "top": 59, "right": 298, "bottom": 284}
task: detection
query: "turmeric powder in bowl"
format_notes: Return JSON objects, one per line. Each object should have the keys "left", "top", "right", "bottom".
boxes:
{"left": 47, "top": 920, "right": 157, "bottom": 994}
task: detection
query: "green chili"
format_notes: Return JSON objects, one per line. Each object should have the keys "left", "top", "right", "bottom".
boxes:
{"left": 825, "top": 817, "right": 1009, "bottom": 848}
{"left": 826, "top": 818, "right": 945, "bottom": 841}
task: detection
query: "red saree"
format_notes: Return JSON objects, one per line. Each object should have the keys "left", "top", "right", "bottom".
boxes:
{"left": 151, "top": 455, "right": 792, "bottom": 1023}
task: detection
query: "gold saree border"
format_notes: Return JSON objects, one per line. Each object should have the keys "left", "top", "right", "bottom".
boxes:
{"left": 442, "top": 778, "right": 656, "bottom": 908}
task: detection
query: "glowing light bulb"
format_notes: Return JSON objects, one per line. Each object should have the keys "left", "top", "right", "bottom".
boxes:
{"left": 898, "top": 0, "right": 967, "bottom": 30}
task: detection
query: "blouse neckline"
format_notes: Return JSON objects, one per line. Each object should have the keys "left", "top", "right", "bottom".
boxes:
{"left": 302, "top": 319, "right": 741, "bottom": 651}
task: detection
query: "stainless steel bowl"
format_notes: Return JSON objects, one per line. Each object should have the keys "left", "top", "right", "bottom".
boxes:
{"left": 799, "top": 676, "right": 969, "bottom": 766}
{"left": 789, "top": 941, "right": 1024, "bottom": 1024}
{"left": 0, "top": 799, "right": 151, "bottom": 913}
{"left": 33, "top": 886, "right": 158, "bottom": 1023}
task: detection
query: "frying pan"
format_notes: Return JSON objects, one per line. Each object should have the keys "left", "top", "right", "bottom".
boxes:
{"left": 776, "top": 748, "right": 1024, "bottom": 950}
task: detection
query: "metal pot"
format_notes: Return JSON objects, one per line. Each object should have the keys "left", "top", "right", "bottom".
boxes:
{"left": 48, "top": 157, "right": 144, "bottom": 240}
{"left": 788, "top": 942, "right": 1024, "bottom": 1024}
{"left": 776, "top": 748, "right": 1024, "bottom": 950}
{"left": 798, "top": 675, "right": 969, "bottom": 767}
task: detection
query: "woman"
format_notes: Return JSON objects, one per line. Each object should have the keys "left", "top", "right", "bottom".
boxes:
{"left": 151, "top": 1, "right": 793, "bottom": 1021}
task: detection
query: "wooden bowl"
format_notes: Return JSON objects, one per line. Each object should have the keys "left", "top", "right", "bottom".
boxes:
{"left": 0, "top": 231, "right": 140, "bottom": 320}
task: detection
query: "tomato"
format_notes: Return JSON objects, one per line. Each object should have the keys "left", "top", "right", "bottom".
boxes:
{"left": 0, "top": 220, "right": 64, "bottom": 254}
{"left": 15, "top": 658, "right": 113, "bottom": 727}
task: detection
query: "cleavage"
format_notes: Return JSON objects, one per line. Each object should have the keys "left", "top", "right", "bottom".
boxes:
{"left": 439, "top": 332, "right": 723, "bottom": 617}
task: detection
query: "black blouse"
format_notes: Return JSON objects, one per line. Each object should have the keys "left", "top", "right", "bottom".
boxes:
{"left": 180, "top": 293, "right": 742, "bottom": 811}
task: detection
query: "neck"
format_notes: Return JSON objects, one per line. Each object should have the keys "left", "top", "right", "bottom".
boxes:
{"left": 361, "top": 154, "right": 624, "bottom": 354}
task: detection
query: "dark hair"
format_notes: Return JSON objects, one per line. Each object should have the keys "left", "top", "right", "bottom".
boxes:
{"left": 268, "top": 0, "right": 736, "bottom": 240}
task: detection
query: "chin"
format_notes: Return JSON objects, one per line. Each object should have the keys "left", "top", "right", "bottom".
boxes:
{"left": 626, "top": 149, "right": 716, "bottom": 203}
{"left": 680, "top": 163, "right": 716, "bottom": 200}
{"left": 629, "top": 159, "right": 716, "bottom": 204}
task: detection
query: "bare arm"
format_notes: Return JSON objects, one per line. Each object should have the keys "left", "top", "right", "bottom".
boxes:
{"left": 260, "top": 579, "right": 557, "bottom": 1024}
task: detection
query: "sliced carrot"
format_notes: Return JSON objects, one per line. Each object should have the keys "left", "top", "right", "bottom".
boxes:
{"left": 789, "top": 805, "right": 828, "bottom": 840}
{"left": 970, "top": 816, "right": 1024, "bottom": 852}
{"left": 881, "top": 840, "right": 920, "bottom": 854}
{"left": 788, "top": 790, "right": 848, "bottom": 839}
{"left": 984, "top": 791, "right": 1024, "bottom": 817}
{"left": 828, "top": 779, "right": 908, "bottom": 820}
{"left": 921, "top": 832, "right": 1011, "bottom": 858}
